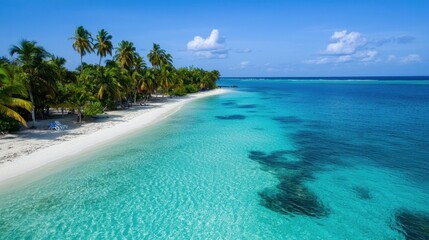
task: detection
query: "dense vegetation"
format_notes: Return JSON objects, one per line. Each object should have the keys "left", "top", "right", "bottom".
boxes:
{"left": 0, "top": 26, "right": 220, "bottom": 131}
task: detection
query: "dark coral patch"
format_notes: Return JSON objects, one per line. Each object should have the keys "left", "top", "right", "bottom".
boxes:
{"left": 248, "top": 150, "right": 329, "bottom": 218}
{"left": 259, "top": 175, "right": 329, "bottom": 218}
{"left": 352, "top": 186, "right": 372, "bottom": 200}
{"left": 249, "top": 150, "right": 291, "bottom": 168}
{"left": 215, "top": 115, "right": 246, "bottom": 120}
{"left": 291, "top": 130, "right": 355, "bottom": 167}
{"left": 304, "top": 120, "right": 325, "bottom": 129}
{"left": 393, "top": 210, "right": 429, "bottom": 240}
{"left": 272, "top": 116, "right": 304, "bottom": 124}
{"left": 248, "top": 120, "right": 371, "bottom": 218}
{"left": 237, "top": 104, "right": 258, "bottom": 109}
{"left": 221, "top": 100, "right": 236, "bottom": 106}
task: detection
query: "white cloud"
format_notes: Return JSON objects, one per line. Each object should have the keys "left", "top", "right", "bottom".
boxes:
{"left": 371, "top": 36, "right": 415, "bottom": 47}
{"left": 304, "top": 57, "right": 330, "bottom": 65}
{"left": 306, "top": 30, "right": 381, "bottom": 64}
{"left": 306, "top": 30, "right": 422, "bottom": 65}
{"left": 187, "top": 29, "right": 228, "bottom": 59}
{"left": 385, "top": 54, "right": 421, "bottom": 64}
{"left": 236, "top": 48, "right": 252, "bottom": 53}
{"left": 401, "top": 54, "right": 422, "bottom": 64}
{"left": 387, "top": 55, "right": 397, "bottom": 62}
{"left": 229, "top": 61, "right": 250, "bottom": 69}
{"left": 326, "top": 30, "right": 367, "bottom": 54}
{"left": 337, "top": 55, "right": 353, "bottom": 63}
{"left": 358, "top": 50, "right": 378, "bottom": 62}
{"left": 195, "top": 50, "right": 228, "bottom": 59}
{"left": 305, "top": 50, "right": 379, "bottom": 65}
{"left": 239, "top": 61, "right": 249, "bottom": 67}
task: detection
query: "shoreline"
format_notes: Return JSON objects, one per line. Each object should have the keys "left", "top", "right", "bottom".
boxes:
{"left": 0, "top": 88, "right": 230, "bottom": 187}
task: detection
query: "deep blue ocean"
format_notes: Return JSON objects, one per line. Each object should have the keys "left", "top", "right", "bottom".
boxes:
{"left": 0, "top": 77, "right": 428, "bottom": 239}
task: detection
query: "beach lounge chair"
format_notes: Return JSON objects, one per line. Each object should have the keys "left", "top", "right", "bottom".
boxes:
{"left": 55, "top": 121, "right": 68, "bottom": 129}
{"left": 48, "top": 122, "right": 60, "bottom": 130}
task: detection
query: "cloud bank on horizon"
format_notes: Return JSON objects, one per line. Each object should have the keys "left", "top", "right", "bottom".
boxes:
{"left": 184, "top": 27, "right": 424, "bottom": 76}
{"left": 305, "top": 30, "right": 421, "bottom": 65}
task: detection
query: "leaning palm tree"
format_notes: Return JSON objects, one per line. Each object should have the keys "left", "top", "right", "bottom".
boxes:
{"left": 70, "top": 26, "right": 93, "bottom": 72}
{"left": 0, "top": 67, "right": 32, "bottom": 127}
{"left": 10, "top": 40, "right": 51, "bottom": 127}
{"left": 94, "top": 29, "right": 113, "bottom": 66}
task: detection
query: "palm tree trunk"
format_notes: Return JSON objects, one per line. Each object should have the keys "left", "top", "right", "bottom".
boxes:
{"left": 80, "top": 54, "right": 83, "bottom": 73}
{"left": 28, "top": 86, "right": 36, "bottom": 128}
{"left": 99, "top": 56, "right": 102, "bottom": 67}
{"left": 134, "top": 89, "right": 138, "bottom": 104}
{"left": 77, "top": 109, "right": 82, "bottom": 123}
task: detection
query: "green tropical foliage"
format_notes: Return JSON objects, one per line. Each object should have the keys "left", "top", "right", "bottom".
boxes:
{"left": 0, "top": 66, "right": 32, "bottom": 128}
{"left": 9, "top": 40, "right": 57, "bottom": 127}
{"left": 1, "top": 27, "right": 220, "bottom": 129}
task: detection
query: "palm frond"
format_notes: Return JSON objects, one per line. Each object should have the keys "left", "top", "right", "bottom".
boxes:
{"left": 0, "top": 105, "right": 28, "bottom": 127}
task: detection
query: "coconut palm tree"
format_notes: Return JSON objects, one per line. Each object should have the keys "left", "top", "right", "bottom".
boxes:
{"left": 147, "top": 43, "right": 167, "bottom": 69}
{"left": 115, "top": 41, "right": 139, "bottom": 104}
{"left": 114, "top": 40, "right": 136, "bottom": 70}
{"left": 159, "top": 64, "right": 175, "bottom": 96}
{"left": 94, "top": 29, "right": 113, "bottom": 66}
{"left": 70, "top": 26, "right": 93, "bottom": 72}
{"left": 9, "top": 40, "right": 53, "bottom": 127}
{"left": 130, "top": 53, "right": 146, "bottom": 103}
{"left": 140, "top": 68, "right": 157, "bottom": 103}
{"left": 162, "top": 53, "right": 173, "bottom": 67}
{"left": 49, "top": 55, "right": 68, "bottom": 82}
{"left": 0, "top": 67, "right": 32, "bottom": 127}
{"left": 95, "top": 66, "right": 122, "bottom": 101}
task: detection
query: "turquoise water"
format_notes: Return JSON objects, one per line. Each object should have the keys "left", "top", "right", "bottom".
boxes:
{"left": 1, "top": 78, "right": 429, "bottom": 239}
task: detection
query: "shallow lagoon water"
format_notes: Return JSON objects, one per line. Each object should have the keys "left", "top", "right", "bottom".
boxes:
{"left": 1, "top": 78, "right": 429, "bottom": 239}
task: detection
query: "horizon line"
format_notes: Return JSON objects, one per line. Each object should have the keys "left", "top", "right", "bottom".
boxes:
{"left": 220, "top": 76, "right": 429, "bottom": 79}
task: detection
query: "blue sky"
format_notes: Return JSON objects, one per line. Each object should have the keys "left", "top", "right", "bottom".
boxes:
{"left": 1, "top": 0, "right": 428, "bottom": 77}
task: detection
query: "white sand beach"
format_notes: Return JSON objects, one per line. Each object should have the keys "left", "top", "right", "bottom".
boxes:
{"left": 0, "top": 88, "right": 230, "bottom": 184}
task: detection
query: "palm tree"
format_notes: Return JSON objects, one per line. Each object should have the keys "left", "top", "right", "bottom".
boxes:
{"left": 131, "top": 54, "right": 146, "bottom": 103}
{"left": 114, "top": 40, "right": 136, "bottom": 70}
{"left": 147, "top": 43, "right": 168, "bottom": 69}
{"left": 133, "top": 53, "right": 146, "bottom": 72}
{"left": 70, "top": 26, "right": 93, "bottom": 72}
{"left": 10, "top": 40, "right": 52, "bottom": 127}
{"left": 50, "top": 55, "right": 66, "bottom": 67}
{"left": 95, "top": 67, "right": 122, "bottom": 101}
{"left": 159, "top": 64, "right": 175, "bottom": 96}
{"left": 114, "top": 41, "right": 138, "bottom": 104}
{"left": 94, "top": 29, "right": 113, "bottom": 66}
{"left": 162, "top": 53, "right": 173, "bottom": 67}
{"left": 141, "top": 68, "right": 157, "bottom": 103}
{"left": 0, "top": 67, "right": 32, "bottom": 127}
